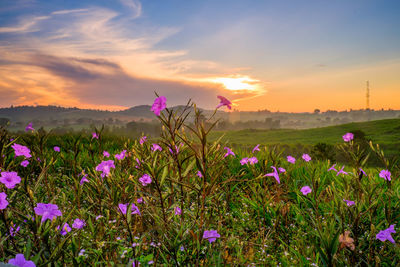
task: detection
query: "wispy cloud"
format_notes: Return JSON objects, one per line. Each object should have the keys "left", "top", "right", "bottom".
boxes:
{"left": 119, "top": 0, "right": 142, "bottom": 18}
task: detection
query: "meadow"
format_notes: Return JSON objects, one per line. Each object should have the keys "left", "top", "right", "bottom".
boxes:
{"left": 0, "top": 96, "right": 399, "bottom": 266}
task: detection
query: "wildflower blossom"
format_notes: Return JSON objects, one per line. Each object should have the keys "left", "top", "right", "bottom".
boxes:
{"left": 137, "top": 197, "right": 143, "bottom": 203}
{"left": 60, "top": 223, "right": 71, "bottom": 235}
{"left": 278, "top": 167, "right": 286, "bottom": 173}
{"left": 224, "top": 147, "right": 235, "bottom": 158}
{"left": 135, "top": 158, "right": 141, "bottom": 169}
{"left": 203, "top": 229, "right": 220, "bottom": 243}
{"left": 248, "top": 157, "right": 258, "bottom": 165}
{"left": 287, "top": 156, "right": 296, "bottom": 164}
{"left": 216, "top": 95, "right": 232, "bottom": 110}
{"left": 359, "top": 168, "right": 367, "bottom": 176}
{"left": 151, "top": 96, "right": 167, "bottom": 116}
{"left": 343, "top": 199, "right": 355, "bottom": 207}
{"left": 103, "top": 151, "right": 110, "bottom": 158}
{"left": 78, "top": 249, "right": 86, "bottom": 256}
{"left": 95, "top": 215, "right": 103, "bottom": 220}
{"left": 300, "top": 186, "right": 312, "bottom": 195}
{"left": 21, "top": 160, "right": 29, "bottom": 167}
{"left": 240, "top": 157, "right": 248, "bottom": 165}
{"left": 151, "top": 144, "right": 162, "bottom": 152}
{"left": 53, "top": 146, "right": 60, "bottom": 152}
{"left": 0, "top": 171, "right": 21, "bottom": 189}
{"left": 339, "top": 231, "right": 355, "bottom": 250}
{"left": 376, "top": 225, "right": 396, "bottom": 243}
{"left": 0, "top": 192, "right": 9, "bottom": 210}
{"left": 10, "top": 224, "right": 20, "bottom": 236}
{"left": 34, "top": 203, "right": 62, "bottom": 222}
{"left": 197, "top": 170, "right": 203, "bottom": 178}
{"left": 328, "top": 164, "right": 337, "bottom": 172}
{"left": 337, "top": 166, "right": 348, "bottom": 176}
{"left": 72, "top": 218, "right": 86, "bottom": 229}
{"left": 119, "top": 203, "right": 141, "bottom": 216}
{"left": 12, "top": 143, "right": 32, "bottom": 158}
{"left": 8, "top": 254, "right": 36, "bottom": 267}
{"left": 379, "top": 169, "right": 391, "bottom": 181}
{"left": 115, "top": 150, "right": 126, "bottom": 160}
{"left": 302, "top": 153, "right": 311, "bottom": 162}
{"left": 342, "top": 133, "right": 354, "bottom": 142}
{"left": 95, "top": 160, "right": 115, "bottom": 178}
{"left": 139, "top": 174, "right": 152, "bottom": 186}
{"left": 139, "top": 136, "right": 147, "bottom": 145}
{"left": 175, "top": 206, "right": 182, "bottom": 215}
{"left": 264, "top": 166, "right": 280, "bottom": 184}
{"left": 80, "top": 174, "right": 89, "bottom": 185}
{"left": 25, "top": 122, "right": 34, "bottom": 132}
{"left": 92, "top": 132, "right": 99, "bottom": 139}
{"left": 252, "top": 144, "right": 260, "bottom": 153}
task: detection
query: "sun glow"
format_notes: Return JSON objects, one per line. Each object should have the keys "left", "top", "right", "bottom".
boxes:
{"left": 211, "top": 76, "right": 260, "bottom": 91}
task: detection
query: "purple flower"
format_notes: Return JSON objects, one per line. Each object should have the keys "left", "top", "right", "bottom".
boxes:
{"left": 151, "top": 96, "right": 167, "bottom": 116}
{"left": 0, "top": 171, "right": 21, "bottom": 189}
{"left": 174, "top": 206, "right": 182, "bottom": 215}
{"left": 240, "top": 157, "right": 248, "bottom": 165}
{"left": 115, "top": 150, "right": 126, "bottom": 160}
{"left": 21, "top": 160, "right": 29, "bottom": 167}
{"left": 25, "top": 122, "right": 34, "bottom": 132}
{"left": 80, "top": 174, "right": 89, "bottom": 185}
{"left": 337, "top": 166, "right": 348, "bottom": 176}
{"left": 119, "top": 203, "right": 141, "bottom": 216}
{"left": 78, "top": 249, "right": 86, "bottom": 256}
{"left": 34, "top": 203, "right": 62, "bottom": 223}
{"left": 379, "top": 169, "right": 391, "bottom": 181}
{"left": 168, "top": 143, "right": 183, "bottom": 155}
{"left": 343, "top": 199, "right": 355, "bottom": 207}
{"left": 223, "top": 147, "right": 235, "bottom": 158}
{"left": 216, "top": 95, "right": 232, "bottom": 110}
{"left": 139, "top": 136, "right": 147, "bottom": 145}
{"left": 92, "top": 132, "right": 99, "bottom": 139}
{"left": 103, "top": 150, "right": 110, "bottom": 158}
{"left": 302, "top": 153, "right": 311, "bottom": 162}
{"left": 278, "top": 167, "right": 286, "bottom": 173}
{"left": 203, "top": 229, "right": 220, "bottom": 243}
{"left": 139, "top": 174, "right": 152, "bottom": 186}
{"left": 135, "top": 158, "right": 141, "bottom": 169}
{"left": 53, "top": 146, "right": 60, "bottom": 152}
{"left": 359, "top": 168, "right": 367, "bottom": 176}
{"left": 8, "top": 254, "right": 36, "bottom": 267}
{"left": 137, "top": 197, "right": 143, "bottom": 203}
{"left": 151, "top": 144, "right": 162, "bottom": 152}
{"left": 287, "top": 156, "right": 296, "bottom": 164}
{"left": 10, "top": 224, "right": 20, "bottom": 237}
{"left": 343, "top": 133, "right": 354, "bottom": 142}
{"left": 248, "top": 157, "right": 258, "bottom": 165}
{"left": 12, "top": 143, "right": 32, "bottom": 158}
{"left": 0, "top": 192, "right": 9, "bottom": 210}
{"left": 95, "top": 215, "right": 103, "bottom": 220}
{"left": 197, "top": 170, "right": 203, "bottom": 178}
{"left": 300, "top": 186, "right": 312, "bottom": 195}
{"left": 328, "top": 164, "right": 337, "bottom": 172}
{"left": 264, "top": 166, "right": 280, "bottom": 184}
{"left": 376, "top": 225, "right": 396, "bottom": 243}
{"left": 72, "top": 218, "right": 86, "bottom": 229}
{"left": 252, "top": 144, "right": 260, "bottom": 153}
{"left": 95, "top": 160, "right": 115, "bottom": 178}
{"left": 60, "top": 223, "right": 71, "bottom": 235}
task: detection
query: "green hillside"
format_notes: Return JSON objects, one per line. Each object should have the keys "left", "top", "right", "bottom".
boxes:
{"left": 210, "top": 118, "right": 400, "bottom": 146}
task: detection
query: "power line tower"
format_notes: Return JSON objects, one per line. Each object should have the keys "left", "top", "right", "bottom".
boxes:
{"left": 366, "top": 81, "right": 370, "bottom": 110}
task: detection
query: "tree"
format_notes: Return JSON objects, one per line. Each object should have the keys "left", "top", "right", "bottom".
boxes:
{"left": 0, "top": 118, "right": 10, "bottom": 127}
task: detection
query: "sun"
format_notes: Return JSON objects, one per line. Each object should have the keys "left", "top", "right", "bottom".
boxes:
{"left": 211, "top": 76, "right": 259, "bottom": 91}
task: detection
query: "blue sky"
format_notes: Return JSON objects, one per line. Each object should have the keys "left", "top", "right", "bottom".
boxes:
{"left": 0, "top": 0, "right": 399, "bottom": 111}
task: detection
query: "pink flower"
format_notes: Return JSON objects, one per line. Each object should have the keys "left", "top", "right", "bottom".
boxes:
{"left": 151, "top": 96, "right": 167, "bottom": 116}
{"left": 252, "top": 144, "right": 260, "bottom": 153}
{"left": 54, "top": 146, "right": 60, "bottom": 152}
{"left": 376, "top": 225, "right": 396, "bottom": 243}
{"left": 151, "top": 144, "right": 162, "bottom": 152}
{"left": 8, "top": 254, "right": 36, "bottom": 267}
{"left": 34, "top": 203, "right": 62, "bottom": 223}
{"left": 12, "top": 143, "right": 32, "bottom": 158}
{"left": 92, "top": 132, "right": 99, "bottom": 139}
{"left": 216, "top": 96, "right": 232, "bottom": 110}
{"left": 328, "top": 164, "right": 337, "bottom": 172}
{"left": 139, "top": 174, "right": 152, "bottom": 186}
{"left": 248, "top": 157, "right": 258, "bottom": 165}
{"left": 80, "top": 174, "right": 89, "bottom": 185}
{"left": 379, "top": 169, "right": 391, "bottom": 181}
{"left": 240, "top": 157, "right": 248, "bottom": 165}
{"left": 300, "top": 186, "right": 312, "bottom": 195}
{"left": 174, "top": 206, "right": 182, "bottom": 215}
{"left": 103, "top": 151, "right": 110, "bottom": 158}
{"left": 278, "top": 167, "right": 286, "bottom": 173}
{"left": 119, "top": 203, "right": 141, "bottom": 216}
{"left": 264, "top": 166, "right": 280, "bottom": 184}
{"left": 115, "top": 150, "right": 126, "bottom": 160}
{"left": 139, "top": 136, "right": 147, "bottom": 145}
{"left": 25, "top": 122, "right": 34, "bottom": 132}
{"left": 0, "top": 171, "right": 21, "bottom": 189}
{"left": 21, "top": 160, "right": 29, "bottom": 167}
{"left": 60, "top": 223, "right": 71, "bottom": 235}
{"left": 137, "top": 197, "right": 144, "bottom": 203}
{"left": 95, "top": 160, "right": 115, "bottom": 178}
{"left": 343, "top": 133, "right": 354, "bottom": 142}
{"left": 336, "top": 166, "right": 348, "bottom": 176}
{"left": 0, "top": 192, "right": 8, "bottom": 210}
{"left": 302, "top": 153, "right": 311, "bottom": 162}
{"left": 223, "top": 147, "right": 235, "bottom": 158}
{"left": 343, "top": 199, "right": 355, "bottom": 207}
{"left": 287, "top": 156, "right": 295, "bottom": 164}
{"left": 197, "top": 170, "right": 203, "bottom": 178}
{"left": 203, "top": 229, "right": 220, "bottom": 243}
{"left": 72, "top": 218, "right": 86, "bottom": 229}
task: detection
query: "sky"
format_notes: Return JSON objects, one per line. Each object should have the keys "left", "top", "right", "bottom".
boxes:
{"left": 0, "top": 0, "right": 399, "bottom": 112}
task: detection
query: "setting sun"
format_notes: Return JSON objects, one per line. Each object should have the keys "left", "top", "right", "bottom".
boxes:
{"left": 211, "top": 76, "right": 260, "bottom": 91}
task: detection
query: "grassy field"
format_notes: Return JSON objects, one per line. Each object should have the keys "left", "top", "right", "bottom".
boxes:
{"left": 1, "top": 106, "right": 399, "bottom": 266}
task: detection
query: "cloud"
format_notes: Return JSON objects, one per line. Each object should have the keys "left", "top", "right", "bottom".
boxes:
{"left": 119, "top": 0, "right": 142, "bottom": 18}
{"left": 0, "top": 15, "right": 49, "bottom": 33}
